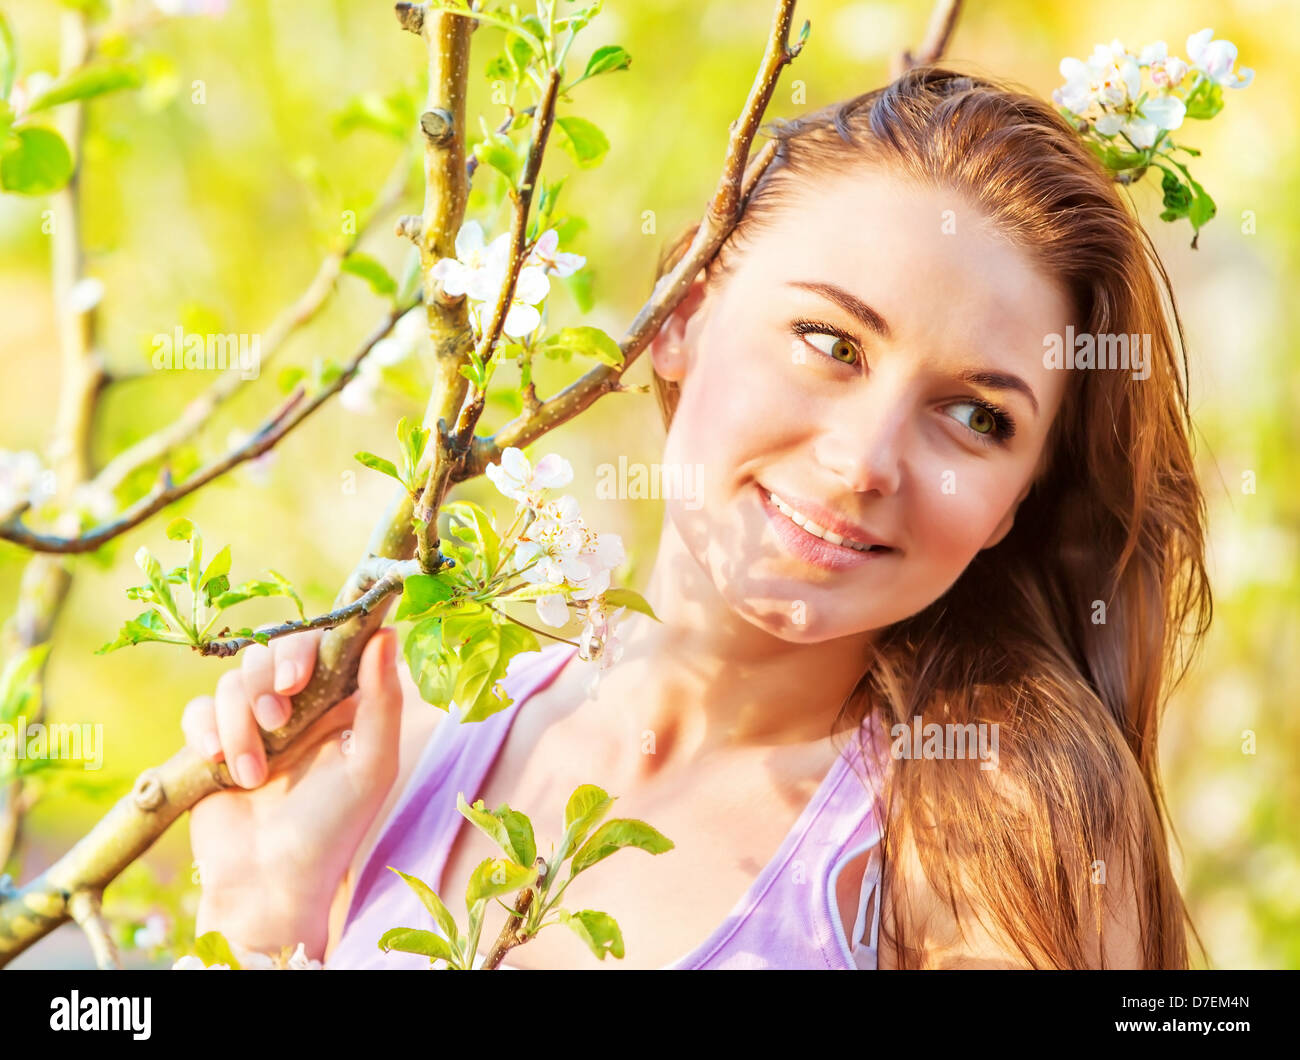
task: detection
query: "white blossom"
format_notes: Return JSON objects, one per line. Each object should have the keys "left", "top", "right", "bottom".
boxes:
{"left": 466, "top": 266, "right": 549, "bottom": 339}
{"left": 1186, "top": 29, "right": 1254, "bottom": 89}
{"left": 430, "top": 221, "right": 501, "bottom": 301}
{"left": 485, "top": 446, "right": 573, "bottom": 508}
{"left": 515, "top": 495, "right": 591, "bottom": 586}
{"left": 525, "top": 229, "right": 585, "bottom": 277}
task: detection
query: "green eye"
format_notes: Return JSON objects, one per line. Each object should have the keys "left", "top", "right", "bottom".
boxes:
{"left": 967, "top": 406, "right": 996, "bottom": 434}
{"left": 799, "top": 328, "right": 859, "bottom": 366}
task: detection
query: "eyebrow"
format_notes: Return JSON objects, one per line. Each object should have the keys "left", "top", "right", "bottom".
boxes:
{"left": 787, "top": 279, "right": 1040, "bottom": 416}
{"left": 787, "top": 280, "right": 891, "bottom": 339}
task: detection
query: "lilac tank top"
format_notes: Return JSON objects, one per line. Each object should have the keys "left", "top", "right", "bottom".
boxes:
{"left": 326, "top": 642, "right": 888, "bottom": 970}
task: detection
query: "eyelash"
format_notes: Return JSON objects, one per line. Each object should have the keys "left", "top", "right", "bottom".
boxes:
{"left": 789, "top": 319, "right": 1018, "bottom": 447}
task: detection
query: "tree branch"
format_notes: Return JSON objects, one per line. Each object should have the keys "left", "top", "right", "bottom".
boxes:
{"left": 0, "top": 302, "right": 414, "bottom": 553}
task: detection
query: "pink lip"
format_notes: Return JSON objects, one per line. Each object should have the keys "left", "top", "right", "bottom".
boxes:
{"left": 757, "top": 485, "right": 897, "bottom": 573}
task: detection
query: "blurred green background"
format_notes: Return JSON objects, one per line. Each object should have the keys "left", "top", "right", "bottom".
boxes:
{"left": 1, "top": 0, "right": 1295, "bottom": 968}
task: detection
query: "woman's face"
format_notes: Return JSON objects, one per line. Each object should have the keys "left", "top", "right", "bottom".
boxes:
{"left": 650, "top": 166, "right": 1072, "bottom": 641}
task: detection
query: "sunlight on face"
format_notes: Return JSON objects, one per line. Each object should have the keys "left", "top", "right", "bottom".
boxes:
{"left": 653, "top": 166, "right": 1072, "bottom": 641}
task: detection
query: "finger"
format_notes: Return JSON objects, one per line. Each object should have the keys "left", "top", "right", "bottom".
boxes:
{"left": 215, "top": 669, "right": 266, "bottom": 789}
{"left": 240, "top": 643, "right": 291, "bottom": 732}
{"left": 272, "top": 629, "right": 324, "bottom": 695}
{"left": 181, "top": 695, "right": 223, "bottom": 762}
{"left": 348, "top": 627, "right": 404, "bottom": 773}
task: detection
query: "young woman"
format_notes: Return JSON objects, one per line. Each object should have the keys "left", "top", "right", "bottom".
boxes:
{"left": 182, "top": 67, "right": 1211, "bottom": 970}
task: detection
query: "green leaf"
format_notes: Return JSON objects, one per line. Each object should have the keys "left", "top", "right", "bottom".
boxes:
{"left": 135, "top": 546, "right": 183, "bottom": 630}
{"left": 558, "top": 909, "right": 624, "bottom": 960}
{"left": 403, "top": 617, "right": 458, "bottom": 708}
{"left": 560, "top": 784, "right": 614, "bottom": 861}
{"left": 443, "top": 500, "right": 500, "bottom": 582}
{"left": 0, "top": 126, "right": 73, "bottom": 195}
{"left": 341, "top": 252, "right": 397, "bottom": 299}
{"left": 187, "top": 525, "right": 204, "bottom": 596}
{"left": 456, "top": 620, "right": 538, "bottom": 723}
{"left": 387, "top": 867, "right": 460, "bottom": 943}
{"left": 377, "top": 927, "right": 457, "bottom": 964}
{"left": 193, "top": 930, "right": 240, "bottom": 969}
{"left": 600, "top": 587, "right": 658, "bottom": 621}
{"left": 471, "top": 131, "right": 520, "bottom": 183}
{"left": 394, "top": 572, "right": 457, "bottom": 622}
{"left": 0, "top": 13, "right": 16, "bottom": 101}
{"left": 1189, "top": 186, "right": 1217, "bottom": 229}
{"left": 165, "top": 517, "right": 194, "bottom": 542}
{"left": 583, "top": 45, "right": 631, "bottom": 80}
{"left": 396, "top": 416, "right": 431, "bottom": 488}
{"left": 1158, "top": 169, "right": 1192, "bottom": 220}
{"left": 211, "top": 576, "right": 301, "bottom": 616}
{"left": 200, "top": 545, "right": 232, "bottom": 590}
{"left": 201, "top": 573, "right": 229, "bottom": 604}
{"left": 96, "top": 611, "right": 170, "bottom": 654}
{"left": 465, "top": 857, "right": 535, "bottom": 907}
{"left": 555, "top": 115, "right": 609, "bottom": 169}
{"left": 570, "top": 818, "right": 675, "bottom": 877}
{"left": 540, "top": 325, "right": 623, "bottom": 367}
{"left": 1184, "top": 79, "right": 1224, "bottom": 120}
{"left": 26, "top": 61, "right": 141, "bottom": 112}
{"left": 457, "top": 793, "right": 536, "bottom": 867}
{"left": 440, "top": 600, "right": 490, "bottom": 653}
{"left": 354, "top": 450, "right": 402, "bottom": 484}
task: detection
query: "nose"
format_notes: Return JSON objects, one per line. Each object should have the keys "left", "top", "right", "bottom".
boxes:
{"left": 812, "top": 390, "right": 905, "bottom": 498}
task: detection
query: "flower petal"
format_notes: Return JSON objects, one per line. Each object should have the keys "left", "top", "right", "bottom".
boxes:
{"left": 535, "top": 593, "right": 570, "bottom": 628}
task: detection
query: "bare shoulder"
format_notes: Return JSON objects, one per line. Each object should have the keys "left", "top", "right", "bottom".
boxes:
{"left": 876, "top": 763, "right": 1146, "bottom": 970}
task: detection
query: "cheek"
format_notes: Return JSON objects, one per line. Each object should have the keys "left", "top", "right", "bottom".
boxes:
{"left": 908, "top": 466, "right": 1020, "bottom": 570}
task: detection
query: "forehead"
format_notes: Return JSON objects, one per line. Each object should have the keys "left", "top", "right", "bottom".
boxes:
{"left": 722, "top": 166, "right": 1072, "bottom": 410}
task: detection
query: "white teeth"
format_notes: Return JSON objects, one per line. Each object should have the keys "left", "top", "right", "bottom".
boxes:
{"left": 766, "top": 489, "right": 882, "bottom": 552}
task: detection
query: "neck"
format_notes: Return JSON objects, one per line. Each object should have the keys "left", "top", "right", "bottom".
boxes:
{"left": 579, "top": 509, "right": 877, "bottom": 784}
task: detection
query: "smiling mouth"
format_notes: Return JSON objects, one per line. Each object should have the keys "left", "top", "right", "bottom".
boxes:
{"left": 761, "top": 487, "right": 894, "bottom": 553}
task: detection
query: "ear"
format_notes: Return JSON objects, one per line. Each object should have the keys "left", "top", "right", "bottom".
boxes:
{"left": 981, "top": 480, "right": 1032, "bottom": 551}
{"left": 649, "top": 270, "right": 710, "bottom": 384}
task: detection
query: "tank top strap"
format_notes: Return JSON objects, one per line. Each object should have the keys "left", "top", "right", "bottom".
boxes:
{"left": 339, "top": 642, "right": 577, "bottom": 934}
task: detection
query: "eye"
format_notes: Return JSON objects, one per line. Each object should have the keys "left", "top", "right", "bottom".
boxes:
{"left": 791, "top": 320, "right": 859, "bottom": 366}
{"left": 945, "top": 400, "right": 1016, "bottom": 447}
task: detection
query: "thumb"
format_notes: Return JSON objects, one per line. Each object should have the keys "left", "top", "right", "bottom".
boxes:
{"left": 347, "top": 626, "right": 404, "bottom": 773}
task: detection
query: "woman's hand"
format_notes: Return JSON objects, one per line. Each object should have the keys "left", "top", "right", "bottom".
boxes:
{"left": 182, "top": 626, "right": 405, "bottom": 961}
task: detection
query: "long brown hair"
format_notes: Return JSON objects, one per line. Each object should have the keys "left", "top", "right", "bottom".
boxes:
{"left": 652, "top": 66, "right": 1211, "bottom": 968}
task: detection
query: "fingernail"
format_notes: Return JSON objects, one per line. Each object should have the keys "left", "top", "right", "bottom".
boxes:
{"left": 274, "top": 660, "right": 299, "bottom": 693}
{"left": 202, "top": 733, "right": 222, "bottom": 761}
{"left": 235, "top": 753, "right": 263, "bottom": 788}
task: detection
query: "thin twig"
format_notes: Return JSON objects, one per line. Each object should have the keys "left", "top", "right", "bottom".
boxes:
{"left": 196, "top": 558, "right": 426, "bottom": 657}
{"left": 68, "top": 889, "right": 121, "bottom": 970}
{"left": 0, "top": 302, "right": 416, "bottom": 553}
